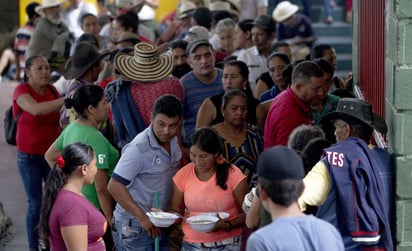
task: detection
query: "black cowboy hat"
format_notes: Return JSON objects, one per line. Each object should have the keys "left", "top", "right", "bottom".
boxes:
{"left": 320, "top": 98, "right": 388, "bottom": 134}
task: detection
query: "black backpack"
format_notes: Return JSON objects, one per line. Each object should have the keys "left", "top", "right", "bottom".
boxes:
{"left": 3, "top": 106, "right": 21, "bottom": 145}
{"left": 4, "top": 85, "right": 59, "bottom": 145}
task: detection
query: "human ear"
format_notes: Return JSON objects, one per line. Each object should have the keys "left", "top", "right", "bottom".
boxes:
{"left": 258, "top": 185, "right": 268, "bottom": 201}
{"left": 344, "top": 123, "right": 351, "bottom": 138}
{"left": 81, "top": 164, "right": 88, "bottom": 176}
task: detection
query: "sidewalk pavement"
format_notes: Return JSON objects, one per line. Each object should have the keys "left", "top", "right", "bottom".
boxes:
{"left": 0, "top": 80, "right": 28, "bottom": 251}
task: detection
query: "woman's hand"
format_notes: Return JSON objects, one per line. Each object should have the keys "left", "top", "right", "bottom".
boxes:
{"left": 210, "top": 217, "right": 232, "bottom": 232}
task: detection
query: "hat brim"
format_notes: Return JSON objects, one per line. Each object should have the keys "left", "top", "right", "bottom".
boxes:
{"left": 35, "top": 3, "right": 61, "bottom": 17}
{"left": 320, "top": 111, "right": 387, "bottom": 134}
{"left": 63, "top": 50, "right": 110, "bottom": 80}
{"left": 273, "top": 5, "right": 299, "bottom": 22}
{"left": 114, "top": 50, "right": 174, "bottom": 82}
{"left": 178, "top": 9, "right": 195, "bottom": 19}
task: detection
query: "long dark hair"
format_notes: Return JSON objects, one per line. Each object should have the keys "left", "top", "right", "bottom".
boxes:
{"left": 189, "top": 127, "right": 231, "bottom": 190}
{"left": 64, "top": 85, "right": 104, "bottom": 119}
{"left": 38, "top": 142, "right": 94, "bottom": 242}
{"left": 223, "top": 60, "right": 254, "bottom": 100}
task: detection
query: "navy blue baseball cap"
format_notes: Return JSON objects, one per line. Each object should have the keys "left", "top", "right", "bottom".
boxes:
{"left": 257, "top": 146, "right": 305, "bottom": 180}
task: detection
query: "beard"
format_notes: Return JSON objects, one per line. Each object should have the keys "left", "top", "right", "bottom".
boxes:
{"left": 172, "top": 63, "right": 192, "bottom": 79}
{"left": 45, "top": 12, "right": 62, "bottom": 25}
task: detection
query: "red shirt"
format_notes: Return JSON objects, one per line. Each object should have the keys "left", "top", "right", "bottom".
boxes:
{"left": 13, "top": 83, "right": 61, "bottom": 154}
{"left": 264, "top": 87, "right": 313, "bottom": 148}
{"left": 130, "top": 77, "right": 184, "bottom": 126}
{"left": 98, "top": 76, "right": 114, "bottom": 121}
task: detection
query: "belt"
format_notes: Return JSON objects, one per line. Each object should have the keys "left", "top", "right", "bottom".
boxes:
{"left": 201, "top": 236, "right": 239, "bottom": 248}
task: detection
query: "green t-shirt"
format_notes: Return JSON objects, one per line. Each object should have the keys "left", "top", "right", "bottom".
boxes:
{"left": 55, "top": 121, "right": 119, "bottom": 210}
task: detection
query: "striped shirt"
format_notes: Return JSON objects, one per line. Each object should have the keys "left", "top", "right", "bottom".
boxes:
{"left": 180, "top": 69, "right": 224, "bottom": 143}
{"left": 13, "top": 21, "right": 35, "bottom": 79}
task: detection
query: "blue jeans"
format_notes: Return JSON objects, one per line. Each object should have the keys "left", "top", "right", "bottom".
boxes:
{"left": 112, "top": 214, "right": 169, "bottom": 251}
{"left": 324, "top": 0, "right": 333, "bottom": 17}
{"left": 181, "top": 235, "right": 242, "bottom": 251}
{"left": 17, "top": 151, "right": 51, "bottom": 250}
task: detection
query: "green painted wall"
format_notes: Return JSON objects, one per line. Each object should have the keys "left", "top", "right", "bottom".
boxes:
{"left": 384, "top": 0, "right": 412, "bottom": 249}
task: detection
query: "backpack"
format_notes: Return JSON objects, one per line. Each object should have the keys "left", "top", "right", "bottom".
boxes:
{"left": 4, "top": 85, "right": 59, "bottom": 145}
{"left": 3, "top": 106, "right": 21, "bottom": 145}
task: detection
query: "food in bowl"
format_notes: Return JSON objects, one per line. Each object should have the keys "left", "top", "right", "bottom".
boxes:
{"left": 191, "top": 220, "right": 215, "bottom": 224}
{"left": 201, "top": 212, "right": 230, "bottom": 219}
{"left": 146, "top": 212, "right": 179, "bottom": 228}
{"left": 187, "top": 215, "right": 219, "bottom": 232}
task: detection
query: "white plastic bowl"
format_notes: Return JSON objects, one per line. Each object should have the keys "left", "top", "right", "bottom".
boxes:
{"left": 217, "top": 212, "right": 230, "bottom": 219}
{"left": 202, "top": 212, "right": 230, "bottom": 219}
{"left": 146, "top": 212, "right": 179, "bottom": 228}
{"left": 186, "top": 215, "right": 219, "bottom": 232}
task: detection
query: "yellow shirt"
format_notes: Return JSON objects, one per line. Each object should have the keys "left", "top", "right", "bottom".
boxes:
{"left": 298, "top": 160, "right": 331, "bottom": 211}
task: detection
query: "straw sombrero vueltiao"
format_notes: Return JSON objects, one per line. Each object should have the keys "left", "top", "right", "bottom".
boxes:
{"left": 114, "top": 42, "right": 175, "bottom": 82}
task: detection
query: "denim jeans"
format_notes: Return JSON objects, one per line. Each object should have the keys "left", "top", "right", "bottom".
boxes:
{"left": 181, "top": 235, "right": 241, "bottom": 251}
{"left": 17, "top": 151, "right": 51, "bottom": 250}
{"left": 112, "top": 214, "right": 169, "bottom": 251}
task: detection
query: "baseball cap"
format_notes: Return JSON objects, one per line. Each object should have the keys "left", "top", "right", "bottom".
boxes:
{"left": 183, "top": 26, "right": 210, "bottom": 43}
{"left": 186, "top": 39, "right": 213, "bottom": 54}
{"left": 257, "top": 146, "right": 304, "bottom": 181}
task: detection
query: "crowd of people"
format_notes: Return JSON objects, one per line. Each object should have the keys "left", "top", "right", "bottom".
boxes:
{"left": 7, "top": 0, "right": 394, "bottom": 250}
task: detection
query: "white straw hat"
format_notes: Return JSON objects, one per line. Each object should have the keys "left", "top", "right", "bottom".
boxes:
{"left": 178, "top": 1, "right": 197, "bottom": 19}
{"left": 35, "top": 0, "right": 61, "bottom": 17}
{"left": 272, "top": 1, "right": 299, "bottom": 22}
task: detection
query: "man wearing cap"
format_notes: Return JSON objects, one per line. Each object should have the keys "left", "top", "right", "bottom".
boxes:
{"left": 180, "top": 39, "right": 224, "bottom": 146}
{"left": 108, "top": 95, "right": 183, "bottom": 251}
{"left": 26, "top": 0, "right": 73, "bottom": 65}
{"left": 13, "top": 2, "right": 40, "bottom": 81}
{"left": 237, "top": 14, "right": 276, "bottom": 93}
{"left": 272, "top": 1, "right": 316, "bottom": 59}
{"left": 264, "top": 61, "right": 325, "bottom": 147}
{"left": 298, "top": 98, "right": 393, "bottom": 250}
{"left": 246, "top": 146, "right": 344, "bottom": 250}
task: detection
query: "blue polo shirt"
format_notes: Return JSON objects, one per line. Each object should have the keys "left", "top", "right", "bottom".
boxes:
{"left": 112, "top": 124, "right": 181, "bottom": 217}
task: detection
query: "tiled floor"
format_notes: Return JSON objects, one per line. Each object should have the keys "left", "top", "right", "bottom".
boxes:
{"left": 0, "top": 80, "right": 28, "bottom": 251}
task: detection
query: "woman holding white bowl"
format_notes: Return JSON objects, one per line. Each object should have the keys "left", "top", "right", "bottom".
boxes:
{"left": 169, "top": 127, "right": 249, "bottom": 250}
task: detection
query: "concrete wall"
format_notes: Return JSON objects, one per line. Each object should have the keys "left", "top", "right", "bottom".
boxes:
{"left": 385, "top": 0, "right": 412, "bottom": 249}
{"left": 351, "top": 0, "right": 412, "bottom": 249}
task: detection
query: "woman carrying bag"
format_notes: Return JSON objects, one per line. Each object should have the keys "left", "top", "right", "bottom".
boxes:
{"left": 13, "top": 55, "right": 64, "bottom": 251}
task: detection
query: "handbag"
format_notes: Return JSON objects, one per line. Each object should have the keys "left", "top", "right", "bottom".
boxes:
{"left": 4, "top": 106, "right": 21, "bottom": 145}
